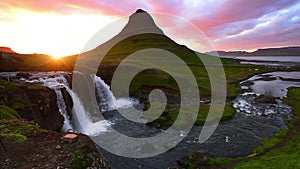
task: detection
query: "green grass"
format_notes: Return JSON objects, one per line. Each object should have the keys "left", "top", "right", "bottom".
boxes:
{"left": 71, "top": 150, "right": 93, "bottom": 169}
{"left": 0, "top": 105, "right": 20, "bottom": 120}
{"left": 1, "top": 133, "right": 27, "bottom": 142}
{"left": 234, "top": 132, "right": 300, "bottom": 169}
{"left": 252, "top": 129, "right": 288, "bottom": 155}
{"left": 0, "top": 120, "right": 43, "bottom": 143}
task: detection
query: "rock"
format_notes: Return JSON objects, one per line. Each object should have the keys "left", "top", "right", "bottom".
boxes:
{"left": 55, "top": 145, "right": 62, "bottom": 150}
{"left": 255, "top": 77, "right": 277, "bottom": 81}
{"left": 135, "top": 9, "right": 146, "bottom": 13}
{"left": 240, "top": 81, "right": 254, "bottom": 87}
{"left": 16, "top": 72, "right": 31, "bottom": 78}
{"left": 178, "top": 150, "right": 209, "bottom": 167}
{"left": 0, "top": 77, "right": 64, "bottom": 131}
{"left": 63, "top": 133, "right": 77, "bottom": 139}
{"left": 61, "top": 88, "right": 73, "bottom": 120}
{"left": 60, "top": 134, "right": 78, "bottom": 143}
{"left": 254, "top": 95, "right": 276, "bottom": 104}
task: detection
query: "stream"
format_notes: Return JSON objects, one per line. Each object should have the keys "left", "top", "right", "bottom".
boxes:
{"left": 1, "top": 71, "right": 299, "bottom": 169}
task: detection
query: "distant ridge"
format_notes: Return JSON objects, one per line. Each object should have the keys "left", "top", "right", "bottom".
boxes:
{"left": 207, "top": 46, "right": 300, "bottom": 56}
{"left": 0, "top": 47, "right": 16, "bottom": 53}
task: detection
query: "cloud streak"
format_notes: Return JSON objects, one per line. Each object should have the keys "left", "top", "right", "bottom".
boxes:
{"left": 0, "top": 0, "right": 299, "bottom": 54}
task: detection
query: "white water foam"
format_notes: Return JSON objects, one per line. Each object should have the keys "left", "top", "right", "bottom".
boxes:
{"left": 65, "top": 87, "right": 111, "bottom": 136}
{"left": 93, "top": 74, "right": 134, "bottom": 110}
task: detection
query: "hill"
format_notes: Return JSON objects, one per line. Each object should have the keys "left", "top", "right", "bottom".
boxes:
{"left": 207, "top": 46, "right": 300, "bottom": 56}
{"left": 0, "top": 47, "right": 16, "bottom": 53}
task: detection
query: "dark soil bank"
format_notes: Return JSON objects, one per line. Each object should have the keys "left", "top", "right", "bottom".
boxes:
{"left": 0, "top": 120, "right": 110, "bottom": 169}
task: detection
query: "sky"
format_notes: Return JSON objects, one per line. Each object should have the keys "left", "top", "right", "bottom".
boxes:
{"left": 0, "top": 0, "right": 299, "bottom": 57}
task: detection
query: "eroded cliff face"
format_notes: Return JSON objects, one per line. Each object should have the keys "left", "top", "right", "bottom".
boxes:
{"left": 0, "top": 77, "right": 64, "bottom": 131}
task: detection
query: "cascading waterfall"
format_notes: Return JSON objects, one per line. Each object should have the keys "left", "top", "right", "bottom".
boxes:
{"left": 93, "top": 74, "right": 133, "bottom": 110}
{"left": 54, "top": 89, "right": 73, "bottom": 131}
{"left": 65, "top": 87, "right": 111, "bottom": 135}
{"left": 0, "top": 71, "right": 136, "bottom": 135}
{"left": 94, "top": 75, "right": 117, "bottom": 111}
{"left": 23, "top": 72, "right": 113, "bottom": 135}
{"left": 5, "top": 71, "right": 134, "bottom": 136}
{"left": 22, "top": 74, "right": 74, "bottom": 132}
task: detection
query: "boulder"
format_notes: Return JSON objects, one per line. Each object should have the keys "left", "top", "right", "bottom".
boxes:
{"left": 254, "top": 95, "right": 276, "bottom": 104}
{"left": 178, "top": 150, "right": 209, "bottom": 167}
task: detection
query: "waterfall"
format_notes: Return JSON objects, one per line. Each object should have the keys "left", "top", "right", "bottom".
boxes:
{"left": 4, "top": 71, "right": 134, "bottom": 136}
{"left": 93, "top": 75, "right": 133, "bottom": 110}
{"left": 94, "top": 75, "right": 117, "bottom": 111}
{"left": 22, "top": 72, "right": 115, "bottom": 135}
{"left": 54, "top": 89, "right": 73, "bottom": 131}
{"left": 65, "top": 87, "right": 111, "bottom": 135}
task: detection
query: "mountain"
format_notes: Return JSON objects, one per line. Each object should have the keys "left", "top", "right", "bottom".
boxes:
{"left": 0, "top": 46, "right": 16, "bottom": 53}
{"left": 74, "top": 9, "right": 205, "bottom": 84}
{"left": 207, "top": 46, "right": 300, "bottom": 56}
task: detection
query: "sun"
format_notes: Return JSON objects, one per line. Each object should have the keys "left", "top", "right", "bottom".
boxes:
{"left": 52, "top": 55, "right": 63, "bottom": 60}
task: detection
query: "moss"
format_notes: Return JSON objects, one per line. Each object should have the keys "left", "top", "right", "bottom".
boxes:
{"left": 4, "top": 100, "right": 25, "bottom": 111}
{"left": 0, "top": 133, "right": 27, "bottom": 142}
{"left": 0, "top": 78, "right": 18, "bottom": 90}
{"left": 0, "top": 120, "right": 42, "bottom": 134}
{"left": 71, "top": 150, "right": 93, "bottom": 169}
{"left": 26, "top": 84, "right": 49, "bottom": 90}
{"left": 0, "top": 105, "right": 20, "bottom": 120}
{"left": 0, "top": 120, "right": 43, "bottom": 143}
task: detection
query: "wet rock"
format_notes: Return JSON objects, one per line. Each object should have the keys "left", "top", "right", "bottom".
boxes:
{"left": 254, "top": 95, "right": 276, "bottom": 104}
{"left": 146, "top": 121, "right": 161, "bottom": 128}
{"left": 279, "top": 76, "right": 300, "bottom": 82}
{"left": 254, "top": 77, "right": 277, "bottom": 81}
{"left": 16, "top": 72, "right": 31, "bottom": 78}
{"left": 240, "top": 81, "right": 254, "bottom": 87}
{"left": 178, "top": 150, "right": 209, "bottom": 167}
{"left": 61, "top": 88, "right": 73, "bottom": 120}
{"left": 241, "top": 88, "right": 253, "bottom": 93}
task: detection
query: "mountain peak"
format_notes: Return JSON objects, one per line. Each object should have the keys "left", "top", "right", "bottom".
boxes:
{"left": 135, "top": 9, "right": 146, "bottom": 13}
{"left": 118, "top": 9, "right": 163, "bottom": 36}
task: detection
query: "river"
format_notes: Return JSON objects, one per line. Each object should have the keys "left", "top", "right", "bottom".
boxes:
{"left": 0, "top": 70, "right": 299, "bottom": 168}
{"left": 221, "top": 56, "right": 300, "bottom": 66}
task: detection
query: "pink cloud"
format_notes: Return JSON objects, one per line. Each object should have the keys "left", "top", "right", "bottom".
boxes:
{"left": 0, "top": 0, "right": 299, "bottom": 51}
